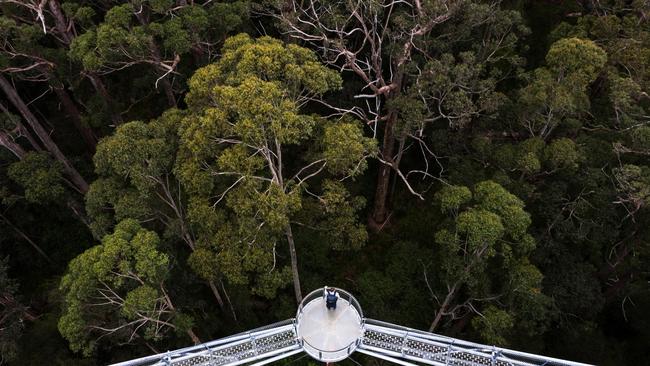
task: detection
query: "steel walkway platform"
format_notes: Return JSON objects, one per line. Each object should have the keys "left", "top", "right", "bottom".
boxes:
{"left": 109, "top": 288, "right": 592, "bottom": 366}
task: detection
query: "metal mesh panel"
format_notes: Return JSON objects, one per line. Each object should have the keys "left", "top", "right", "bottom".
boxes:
{"left": 150, "top": 328, "right": 299, "bottom": 366}
{"left": 361, "top": 325, "right": 576, "bottom": 366}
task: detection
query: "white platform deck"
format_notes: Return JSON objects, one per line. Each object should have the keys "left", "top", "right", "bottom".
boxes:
{"left": 297, "top": 297, "right": 363, "bottom": 354}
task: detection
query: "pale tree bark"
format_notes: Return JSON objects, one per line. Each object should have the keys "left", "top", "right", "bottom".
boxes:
{"left": 0, "top": 49, "right": 98, "bottom": 152}
{"left": 160, "top": 284, "right": 201, "bottom": 344}
{"left": 46, "top": 0, "right": 123, "bottom": 125}
{"left": 0, "top": 292, "right": 38, "bottom": 322}
{"left": 429, "top": 283, "right": 457, "bottom": 332}
{"left": 272, "top": 0, "right": 457, "bottom": 227}
{"left": 0, "top": 103, "right": 42, "bottom": 153}
{"left": 0, "top": 130, "right": 27, "bottom": 159}
{"left": 427, "top": 242, "right": 496, "bottom": 332}
{"left": 285, "top": 224, "right": 302, "bottom": 304}
{"left": 155, "top": 175, "right": 231, "bottom": 313}
{"left": 133, "top": 9, "right": 178, "bottom": 107}
{"left": 0, "top": 74, "right": 89, "bottom": 194}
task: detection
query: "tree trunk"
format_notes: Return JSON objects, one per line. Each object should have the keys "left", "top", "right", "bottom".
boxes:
{"left": 47, "top": 0, "right": 73, "bottom": 45}
{"left": 133, "top": 11, "right": 177, "bottom": 108}
{"left": 85, "top": 72, "right": 123, "bottom": 125}
{"left": 0, "top": 130, "right": 26, "bottom": 159}
{"left": 0, "top": 293, "right": 38, "bottom": 322}
{"left": 448, "top": 312, "right": 473, "bottom": 337}
{"left": 48, "top": 0, "right": 122, "bottom": 125}
{"left": 0, "top": 213, "right": 53, "bottom": 264}
{"left": 0, "top": 103, "right": 42, "bottom": 152}
{"left": 370, "top": 67, "right": 405, "bottom": 228}
{"left": 186, "top": 329, "right": 201, "bottom": 344}
{"left": 208, "top": 280, "right": 226, "bottom": 309}
{"left": 158, "top": 76, "right": 177, "bottom": 108}
{"left": 285, "top": 224, "right": 302, "bottom": 304}
{"left": 220, "top": 279, "right": 238, "bottom": 322}
{"left": 66, "top": 197, "right": 92, "bottom": 229}
{"left": 429, "top": 284, "right": 457, "bottom": 332}
{"left": 0, "top": 74, "right": 89, "bottom": 194}
{"left": 52, "top": 82, "right": 97, "bottom": 153}
{"left": 161, "top": 283, "right": 201, "bottom": 344}
{"left": 370, "top": 111, "right": 398, "bottom": 227}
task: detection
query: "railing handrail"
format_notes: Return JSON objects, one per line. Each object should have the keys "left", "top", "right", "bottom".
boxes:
{"left": 110, "top": 319, "right": 297, "bottom": 366}
{"left": 297, "top": 287, "right": 364, "bottom": 319}
{"left": 301, "top": 338, "right": 357, "bottom": 362}
{"left": 296, "top": 287, "right": 364, "bottom": 359}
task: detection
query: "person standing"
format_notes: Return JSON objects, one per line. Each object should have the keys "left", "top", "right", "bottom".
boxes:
{"left": 324, "top": 286, "right": 340, "bottom": 310}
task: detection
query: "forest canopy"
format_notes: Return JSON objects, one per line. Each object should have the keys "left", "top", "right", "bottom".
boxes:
{"left": 0, "top": 0, "right": 649, "bottom": 365}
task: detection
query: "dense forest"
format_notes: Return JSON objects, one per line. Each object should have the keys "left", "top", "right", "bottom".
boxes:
{"left": 0, "top": 0, "right": 648, "bottom": 365}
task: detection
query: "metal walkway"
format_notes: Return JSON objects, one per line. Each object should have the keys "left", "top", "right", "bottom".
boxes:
{"left": 110, "top": 319, "right": 301, "bottom": 366}
{"left": 358, "top": 319, "right": 588, "bottom": 366}
{"left": 109, "top": 289, "right": 592, "bottom": 366}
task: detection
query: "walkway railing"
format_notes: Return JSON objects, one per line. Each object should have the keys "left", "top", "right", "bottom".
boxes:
{"left": 295, "top": 287, "right": 364, "bottom": 362}
{"left": 109, "top": 319, "right": 300, "bottom": 366}
{"left": 358, "top": 319, "right": 593, "bottom": 366}
{"left": 296, "top": 288, "right": 364, "bottom": 320}
{"left": 108, "top": 289, "right": 593, "bottom": 366}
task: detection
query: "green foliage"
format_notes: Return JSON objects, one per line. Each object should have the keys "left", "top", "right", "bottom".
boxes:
{"left": 319, "top": 180, "right": 368, "bottom": 250}
{"left": 471, "top": 306, "right": 514, "bottom": 346}
{"left": 2, "top": 1, "right": 650, "bottom": 364}
{"left": 58, "top": 219, "right": 179, "bottom": 355}
{"left": 8, "top": 152, "right": 65, "bottom": 203}
{"left": 431, "top": 180, "right": 546, "bottom": 340}
{"left": 518, "top": 38, "right": 607, "bottom": 138}
{"left": 545, "top": 38, "right": 607, "bottom": 86}
{"left": 86, "top": 109, "right": 185, "bottom": 237}
{"left": 543, "top": 138, "right": 581, "bottom": 170}
{"left": 613, "top": 164, "right": 650, "bottom": 207}
{"left": 435, "top": 185, "right": 472, "bottom": 213}
{"left": 323, "top": 120, "right": 377, "bottom": 176}
{"left": 94, "top": 109, "right": 181, "bottom": 193}
{"left": 178, "top": 34, "right": 374, "bottom": 297}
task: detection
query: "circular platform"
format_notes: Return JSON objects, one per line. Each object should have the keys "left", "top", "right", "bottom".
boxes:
{"left": 296, "top": 288, "right": 364, "bottom": 362}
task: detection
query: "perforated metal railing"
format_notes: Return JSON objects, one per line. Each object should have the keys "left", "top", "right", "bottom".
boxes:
{"left": 109, "top": 319, "right": 301, "bottom": 366}
{"left": 357, "top": 319, "right": 593, "bottom": 366}
{"left": 109, "top": 297, "right": 592, "bottom": 366}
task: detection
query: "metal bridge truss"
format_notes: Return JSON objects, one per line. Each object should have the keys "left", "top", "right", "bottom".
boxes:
{"left": 110, "top": 318, "right": 591, "bottom": 366}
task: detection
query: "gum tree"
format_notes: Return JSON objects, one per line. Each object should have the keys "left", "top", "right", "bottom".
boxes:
{"left": 69, "top": 0, "right": 250, "bottom": 107}
{"left": 427, "top": 181, "right": 548, "bottom": 341}
{"left": 86, "top": 109, "right": 234, "bottom": 314}
{"left": 178, "top": 34, "right": 376, "bottom": 303}
{"left": 58, "top": 219, "right": 200, "bottom": 356}
{"left": 267, "top": 0, "right": 528, "bottom": 226}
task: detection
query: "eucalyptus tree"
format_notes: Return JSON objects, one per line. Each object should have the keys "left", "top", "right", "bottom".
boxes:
{"left": 265, "top": 0, "right": 529, "bottom": 226}
{"left": 0, "top": 13, "right": 97, "bottom": 152}
{"left": 544, "top": 1, "right": 650, "bottom": 331}
{"left": 427, "top": 181, "right": 548, "bottom": 342}
{"left": 1, "top": 0, "right": 123, "bottom": 127}
{"left": 177, "top": 34, "right": 376, "bottom": 303}
{"left": 69, "top": 0, "right": 250, "bottom": 107}
{"left": 87, "top": 109, "right": 236, "bottom": 314}
{"left": 0, "top": 74, "right": 89, "bottom": 195}
{"left": 551, "top": 2, "right": 650, "bottom": 213}
{"left": 517, "top": 38, "right": 607, "bottom": 140}
{"left": 58, "top": 219, "right": 201, "bottom": 356}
